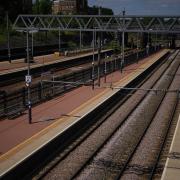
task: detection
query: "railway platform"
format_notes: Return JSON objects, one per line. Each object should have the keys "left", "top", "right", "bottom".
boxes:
{"left": 0, "top": 49, "right": 110, "bottom": 76}
{"left": 0, "top": 49, "right": 169, "bottom": 178}
{"left": 161, "top": 115, "right": 180, "bottom": 180}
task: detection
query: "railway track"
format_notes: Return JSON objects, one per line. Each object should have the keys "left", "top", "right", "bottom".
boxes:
{"left": 155, "top": 100, "right": 180, "bottom": 179}
{"left": 71, "top": 50, "right": 180, "bottom": 180}
{"left": 0, "top": 49, "right": 171, "bottom": 180}
{"left": 113, "top": 51, "right": 180, "bottom": 180}
{"left": 19, "top": 51, "right": 177, "bottom": 180}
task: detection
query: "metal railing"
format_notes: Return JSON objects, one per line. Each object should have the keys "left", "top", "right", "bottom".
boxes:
{"left": 0, "top": 48, "right": 158, "bottom": 119}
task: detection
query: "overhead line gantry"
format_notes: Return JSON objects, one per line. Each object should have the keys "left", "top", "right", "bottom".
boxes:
{"left": 13, "top": 14, "right": 180, "bottom": 33}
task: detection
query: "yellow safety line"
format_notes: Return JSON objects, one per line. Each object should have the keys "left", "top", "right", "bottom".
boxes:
{"left": 0, "top": 87, "right": 110, "bottom": 161}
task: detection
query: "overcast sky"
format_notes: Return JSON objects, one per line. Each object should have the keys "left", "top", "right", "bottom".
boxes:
{"left": 88, "top": 0, "right": 180, "bottom": 15}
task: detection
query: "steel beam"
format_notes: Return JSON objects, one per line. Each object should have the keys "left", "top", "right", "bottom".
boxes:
{"left": 13, "top": 15, "right": 180, "bottom": 34}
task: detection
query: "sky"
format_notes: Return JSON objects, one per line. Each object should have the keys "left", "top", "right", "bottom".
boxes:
{"left": 88, "top": 0, "right": 180, "bottom": 15}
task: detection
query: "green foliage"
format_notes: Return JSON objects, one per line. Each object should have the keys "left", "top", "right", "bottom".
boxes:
{"left": 88, "top": 6, "right": 114, "bottom": 15}
{"left": 68, "top": 41, "right": 77, "bottom": 49}
{"left": 142, "top": 17, "right": 153, "bottom": 25}
{"left": 33, "top": 0, "right": 52, "bottom": 14}
{"left": 0, "top": 33, "right": 6, "bottom": 44}
{"left": 101, "top": 7, "right": 114, "bottom": 15}
{"left": 0, "top": 0, "right": 32, "bottom": 22}
{"left": 110, "top": 39, "right": 120, "bottom": 54}
{"left": 64, "top": 31, "right": 77, "bottom": 36}
{"left": 0, "top": 23, "right": 7, "bottom": 44}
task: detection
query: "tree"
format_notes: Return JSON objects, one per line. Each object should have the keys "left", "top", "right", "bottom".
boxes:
{"left": 0, "top": 0, "right": 32, "bottom": 22}
{"left": 110, "top": 32, "right": 120, "bottom": 54}
{"left": 33, "top": 0, "right": 52, "bottom": 14}
{"left": 88, "top": 6, "right": 114, "bottom": 15}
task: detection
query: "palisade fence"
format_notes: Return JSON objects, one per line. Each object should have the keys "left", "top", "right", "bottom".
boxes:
{"left": 0, "top": 48, "right": 158, "bottom": 119}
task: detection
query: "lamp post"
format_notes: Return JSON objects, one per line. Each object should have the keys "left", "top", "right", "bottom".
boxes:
{"left": 97, "top": 31, "right": 101, "bottom": 86}
{"left": 120, "top": 9, "right": 125, "bottom": 73}
{"left": 147, "top": 28, "right": 152, "bottom": 55}
{"left": 27, "top": 29, "right": 38, "bottom": 123}
{"left": 26, "top": 30, "right": 32, "bottom": 124}
{"left": 122, "top": 9, "right": 125, "bottom": 70}
{"left": 17, "top": 28, "right": 38, "bottom": 124}
{"left": 92, "top": 28, "right": 95, "bottom": 89}
{"left": 80, "top": 29, "right": 82, "bottom": 51}
{"left": 97, "top": 6, "right": 102, "bottom": 87}
{"left": 58, "top": 29, "right": 61, "bottom": 53}
{"left": 136, "top": 33, "right": 139, "bottom": 62}
{"left": 104, "top": 56, "right": 107, "bottom": 83}
{"left": 95, "top": 29, "right": 97, "bottom": 48}
{"left": 147, "top": 31, "right": 150, "bottom": 55}
{"left": 31, "top": 32, "right": 34, "bottom": 59}
{"left": 6, "top": 11, "right": 11, "bottom": 63}
{"left": 155, "top": 31, "right": 157, "bottom": 51}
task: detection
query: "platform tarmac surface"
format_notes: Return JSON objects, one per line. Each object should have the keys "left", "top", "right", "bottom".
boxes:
{"left": 0, "top": 49, "right": 169, "bottom": 176}
{"left": 0, "top": 49, "right": 109, "bottom": 75}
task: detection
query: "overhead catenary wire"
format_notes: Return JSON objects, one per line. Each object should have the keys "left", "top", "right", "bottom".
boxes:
{"left": 41, "top": 79, "right": 92, "bottom": 86}
{"left": 94, "top": 85, "right": 180, "bottom": 93}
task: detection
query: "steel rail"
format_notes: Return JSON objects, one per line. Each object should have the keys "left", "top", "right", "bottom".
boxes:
{"left": 115, "top": 51, "right": 180, "bottom": 180}
{"left": 105, "top": 86, "right": 179, "bottom": 93}
{"left": 42, "top": 79, "right": 92, "bottom": 86}
{"left": 70, "top": 51, "right": 175, "bottom": 179}
{"left": 149, "top": 87, "right": 180, "bottom": 180}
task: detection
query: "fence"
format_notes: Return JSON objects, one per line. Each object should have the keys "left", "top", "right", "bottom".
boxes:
{"left": 0, "top": 48, "right": 158, "bottom": 119}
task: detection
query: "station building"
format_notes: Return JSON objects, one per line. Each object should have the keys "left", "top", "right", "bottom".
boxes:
{"left": 52, "top": 0, "right": 88, "bottom": 15}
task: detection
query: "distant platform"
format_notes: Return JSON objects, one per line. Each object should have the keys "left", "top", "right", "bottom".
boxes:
{"left": 161, "top": 115, "right": 180, "bottom": 180}
{"left": 0, "top": 49, "right": 111, "bottom": 76}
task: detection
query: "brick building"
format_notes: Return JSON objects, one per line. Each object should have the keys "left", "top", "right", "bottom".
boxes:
{"left": 52, "top": 0, "right": 88, "bottom": 15}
